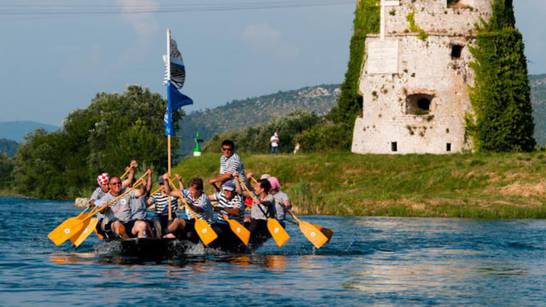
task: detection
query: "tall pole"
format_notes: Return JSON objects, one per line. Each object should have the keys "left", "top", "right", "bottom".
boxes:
{"left": 166, "top": 28, "right": 173, "bottom": 222}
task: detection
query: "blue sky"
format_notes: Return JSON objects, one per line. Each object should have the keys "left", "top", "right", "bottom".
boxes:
{"left": 0, "top": 0, "right": 544, "bottom": 125}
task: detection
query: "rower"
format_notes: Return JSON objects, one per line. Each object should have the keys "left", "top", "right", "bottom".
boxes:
{"left": 208, "top": 140, "right": 248, "bottom": 190}
{"left": 147, "top": 174, "right": 184, "bottom": 238}
{"left": 208, "top": 180, "right": 244, "bottom": 222}
{"left": 96, "top": 174, "right": 153, "bottom": 239}
{"left": 247, "top": 179, "right": 277, "bottom": 242}
{"left": 267, "top": 176, "right": 292, "bottom": 226}
{"left": 171, "top": 177, "right": 216, "bottom": 238}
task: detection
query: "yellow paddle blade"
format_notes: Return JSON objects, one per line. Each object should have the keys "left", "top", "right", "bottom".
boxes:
{"left": 313, "top": 224, "right": 334, "bottom": 243}
{"left": 48, "top": 217, "right": 85, "bottom": 246}
{"left": 194, "top": 219, "right": 218, "bottom": 246}
{"left": 299, "top": 221, "right": 329, "bottom": 249}
{"left": 267, "top": 218, "right": 290, "bottom": 247}
{"left": 77, "top": 211, "right": 94, "bottom": 220}
{"left": 225, "top": 217, "right": 250, "bottom": 246}
{"left": 71, "top": 218, "right": 99, "bottom": 248}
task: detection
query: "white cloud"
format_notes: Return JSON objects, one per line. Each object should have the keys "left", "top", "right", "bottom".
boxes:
{"left": 116, "top": 0, "right": 160, "bottom": 41}
{"left": 241, "top": 23, "right": 299, "bottom": 59}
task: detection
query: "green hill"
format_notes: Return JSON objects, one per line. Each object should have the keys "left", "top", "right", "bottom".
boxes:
{"left": 173, "top": 152, "right": 546, "bottom": 218}
{"left": 178, "top": 84, "right": 339, "bottom": 153}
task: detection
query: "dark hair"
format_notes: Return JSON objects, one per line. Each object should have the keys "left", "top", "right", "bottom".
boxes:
{"left": 190, "top": 178, "right": 204, "bottom": 191}
{"left": 259, "top": 179, "right": 271, "bottom": 193}
{"left": 109, "top": 176, "right": 121, "bottom": 183}
{"left": 221, "top": 139, "right": 235, "bottom": 149}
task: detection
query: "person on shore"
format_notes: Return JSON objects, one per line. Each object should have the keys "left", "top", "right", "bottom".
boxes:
{"left": 267, "top": 176, "right": 292, "bottom": 224}
{"left": 208, "top": 140, "right": 248, "bottom": 190}
{"left": 270, "top": 132, "right": 280, "bottom": 154}
{"left": 147, "top": 174, "right": 184, "bottom": 238}
{"left": 208, "top": 180, "right": 244, "bottom": 222}
{"left": 247, "top": 179, "right": 276, "bottom": 242}
{"left": 96, "top": 174, "right": 153, "bottom": 240}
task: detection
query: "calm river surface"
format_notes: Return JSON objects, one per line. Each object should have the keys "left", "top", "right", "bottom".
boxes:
{"left": 0, "top": 197, "right": 545, "bottom": 306}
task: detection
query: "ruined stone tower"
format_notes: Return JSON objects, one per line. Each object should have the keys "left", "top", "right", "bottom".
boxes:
{"left": 352, "top": 0, "right": 493, "bottom": 154}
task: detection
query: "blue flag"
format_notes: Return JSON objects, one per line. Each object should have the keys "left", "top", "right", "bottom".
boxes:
{"left": 164, "top": 80, "right": 193, "bottom": 136}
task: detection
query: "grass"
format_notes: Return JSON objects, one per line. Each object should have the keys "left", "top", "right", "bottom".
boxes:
{"left": 172, "top": 152, "right": 546, "bottom": 219}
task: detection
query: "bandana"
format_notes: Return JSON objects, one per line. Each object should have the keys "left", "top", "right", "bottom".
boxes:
{"left": 97, "top": 172, "right": 110, "bottom": 185}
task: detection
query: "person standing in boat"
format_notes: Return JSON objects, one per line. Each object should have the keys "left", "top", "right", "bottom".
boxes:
{"left": 267, "top": 176, "right": 292, "bottom": 225}
{"left": 208, "top": 180, "right": 244, "bottom": 222}
{"left": 147, "top": 174, "right": 184, "bottom": 238}
{"left": 95, "top": 174, "right": 153, "bottom": 240}
{"left": 248, "top": 179, "right": 277, "bottom": 243}
{"left": 208, "top": 140, "right": 248, "bottom": 191}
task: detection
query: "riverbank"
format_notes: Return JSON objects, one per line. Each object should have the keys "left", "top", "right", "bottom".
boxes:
{"left": 173, "top": 152, "right": 546, "bottom": 219}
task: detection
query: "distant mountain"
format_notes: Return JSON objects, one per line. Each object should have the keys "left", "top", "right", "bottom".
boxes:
{"left": 530, "top": 74, "right": 546, "bottom": 146}
{"left": 0, "top": 138, "right": 18, "bottom": 157}
{"left": 0, "top": 121, "right": 58, "bottom": 142}
{"left": 178, "top": 84, "right": 339, "bottom": 153}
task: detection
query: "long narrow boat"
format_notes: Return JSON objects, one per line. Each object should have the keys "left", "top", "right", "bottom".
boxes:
{"left": 113, "top": 227, "right": 270, "bottom": 259}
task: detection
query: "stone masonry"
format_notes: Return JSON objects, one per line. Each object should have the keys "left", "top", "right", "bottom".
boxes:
{"left": 352, "top": 0, "right": 493, "bottom": 154}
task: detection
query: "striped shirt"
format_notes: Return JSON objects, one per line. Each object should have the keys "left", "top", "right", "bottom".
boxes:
{"left": 213, "top": 192, "right": 244, "bottom": 221}
{"left": 220, "top": 153, "right": 246, "bottom": 177}
{"left": 150, "top": 192, "right": 178, "bottom": 216}
{"left": 181, "top": 189, "right": 214, "bottom": 222}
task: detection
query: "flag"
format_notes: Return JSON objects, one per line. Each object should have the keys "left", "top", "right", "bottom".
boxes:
{"left": 164, "top": 29, "right": 193, "bottom": 136}
{"left": 164, "top": 81, "right": 193, "bottom": 136}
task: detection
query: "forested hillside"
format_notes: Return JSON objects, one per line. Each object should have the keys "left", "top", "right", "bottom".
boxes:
{"left": 0, "top": 139, "right": 18, "bottom": 157}
{"left": 0, "top": 121, "right": 58, "bottom": 142}
{"left": 178, "top": 84, "right": 339, "bottom": 153}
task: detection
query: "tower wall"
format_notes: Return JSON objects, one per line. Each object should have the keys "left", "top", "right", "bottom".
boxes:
{"left": 352, "top": 0, "right": 493, "bottom": 154}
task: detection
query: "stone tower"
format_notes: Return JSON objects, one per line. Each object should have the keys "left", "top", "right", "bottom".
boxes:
{"left": 352, "top": 0, "right": 493, "bottom": 154}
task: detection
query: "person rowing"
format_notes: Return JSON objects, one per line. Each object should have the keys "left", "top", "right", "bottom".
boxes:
{"left": 95, "top": 173, "right": 153, "bottom": 239}
{"left": 171, "top": 177, "right": 233, "bottom": 244}
{"left": 208, "top": 180, "right": 244, "bottom": 222}
{"left": 247, "top": 179, "right": 277, "bottom": 244}
{"left": 208, "top": 139, "right": 248, "bottom": 191}
{"left": 147, "top": 174, "right": 184, "bottom": 238}
{"left": 267, "top": 176, "right": 292, "bottom": 226}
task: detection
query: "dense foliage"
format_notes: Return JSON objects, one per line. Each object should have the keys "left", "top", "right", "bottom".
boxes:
{"left": 203, "top": 112, "right": 321, "bottom": 153}
{"left": 530, "top": 74, "right": 546, "bottom": 146}
{"left": 324, "top": 0, "right": 380, "bottom": 149}
{"left": 13, "top": 86, "right": 181, "bottom": 199}
{"left": 468, "top": 0, "right": 535, "bottom": 151}
{"left": 0, "top": 153, "right": 14, "bottom": 189}
{"left": 0, "top": 139, "right": 19, "bottom": 157}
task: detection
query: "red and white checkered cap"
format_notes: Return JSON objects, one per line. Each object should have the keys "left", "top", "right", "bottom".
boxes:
{"left": 97, "top": 172, "right": 110, "bottom": 185}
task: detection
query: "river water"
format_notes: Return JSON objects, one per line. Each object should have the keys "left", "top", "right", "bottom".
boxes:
{"left": 0, "top": 197, "right": 544, "bottom": 306}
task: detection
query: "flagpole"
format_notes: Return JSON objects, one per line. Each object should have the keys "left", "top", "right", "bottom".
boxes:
{"left": 166, "top": 28, "right": 173, "bottom": 222}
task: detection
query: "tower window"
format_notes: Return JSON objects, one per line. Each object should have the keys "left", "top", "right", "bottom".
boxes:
{"left": 446, "top": 143, "right": 452, "bottom": 152}
{"left": 406, "top": 94, "right": 433, "bottom": 115}
{"left": 451, "top": 44, "right": 463, "bottom": 58}
{"left": 391, "top": 142, "right": 398, "bottom": 152}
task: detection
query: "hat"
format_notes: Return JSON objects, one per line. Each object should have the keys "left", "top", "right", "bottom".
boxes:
{"left": 260, "top": 174, "right": 271, "bottom": 180}
{"left": 97, "top": 173, "right": 110, "bottom": 185}
{"left": 222, "top": 180, "right": 236, "bottom": 191}
{"left": 268, "top": 176, "right": 281, "bottom": 190}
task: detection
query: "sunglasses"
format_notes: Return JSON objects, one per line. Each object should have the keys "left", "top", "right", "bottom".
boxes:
{"left": 110, "top": 181, "right": 122, "bottom": 186}
{"left": 222, "top": 147, "right": 233, "bottom": 152}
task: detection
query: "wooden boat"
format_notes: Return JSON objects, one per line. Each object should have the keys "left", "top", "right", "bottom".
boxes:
{"left": 115, "top": 227, "right": 270, "bottom": 259}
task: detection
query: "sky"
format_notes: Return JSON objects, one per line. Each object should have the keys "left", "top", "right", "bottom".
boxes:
{"left": 0, "top": 0, "right": 544, "bottom": 126}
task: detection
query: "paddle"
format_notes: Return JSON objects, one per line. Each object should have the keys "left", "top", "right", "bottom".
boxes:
{"left": 239, "top": 177, "right": 290, "bottom": 247}
{"left": 168, "top": 178, "right": 218, "bottom": 246}
{"left": 48, "top": 172, "right": 149, "bottom": 246}
{"left": 249, "top": 176, "right": 333, "bottom": 248}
